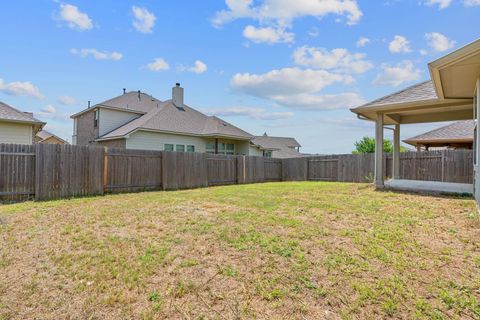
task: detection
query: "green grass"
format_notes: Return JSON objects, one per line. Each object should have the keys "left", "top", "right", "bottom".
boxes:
{"left": 0, "top": 182, "right": 479, "bottom": 319}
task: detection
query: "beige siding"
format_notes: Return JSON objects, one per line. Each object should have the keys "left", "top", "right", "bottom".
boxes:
{"left": 0, "top": 122, "right": 33, "bottom": 144}
{"left": 99, "top": 109, "right": 141, "bottom": 137}
{"left": 248, "top": 145, "right": 264, "bottom": 157}
{"left": 126, "top": 131, "right": 208, "bottom": 151}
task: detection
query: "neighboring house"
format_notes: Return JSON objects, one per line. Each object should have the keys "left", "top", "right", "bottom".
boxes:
{"left": 351, "top": 38, "right": 480, "bottom": 201}
{"left": 251, "top": 133, "right": 303, "bottom": 158}
{"left": 71, "top": 84, "right": 268, "bottom": 156}
{"left": 404, "top": 120, "right": 474, "bottom": 151}
{"left": 0, "top": 101, "right": 44, "bottom": 144}
{"left": 35, "top": 130, "right": 69, "bottom": 145}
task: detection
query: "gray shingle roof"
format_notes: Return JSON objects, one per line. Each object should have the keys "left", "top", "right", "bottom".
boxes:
{"left": 251, "top": 135, "right": 303, "bottom": 158}
{"left": 358, "top": 81, "right": 438, "bottom": 109}
{"left": 251, "top": 135, "right": 301, "bottom": 149}
{"left": 0, "top": 101, "right": 44, "bottom": 124}
{"left": 99, "top": 100, "right": 253, "bottom": 140}
{"left": 98, "top": 91, "right": 163, "bottom": 113}
{"left": 404, "top": 120, "right": 474, "bottom": 144}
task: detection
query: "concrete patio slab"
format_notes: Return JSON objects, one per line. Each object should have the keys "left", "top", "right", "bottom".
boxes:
{"left": 384, "top": 179, "right": 473, "bottom": 195}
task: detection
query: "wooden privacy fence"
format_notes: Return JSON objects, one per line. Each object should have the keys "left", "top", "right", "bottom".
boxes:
{"left": 0, "top": 143, "right": 474, "bottom": 202}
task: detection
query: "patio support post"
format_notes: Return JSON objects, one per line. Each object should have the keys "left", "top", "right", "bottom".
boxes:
{"left": 393, "top": 124, "right": 400, "bottom": 180}
{"left": 375, "top": 113, "right": 384, "bottom": 188}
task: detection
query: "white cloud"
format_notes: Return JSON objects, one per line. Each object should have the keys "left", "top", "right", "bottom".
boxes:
{"left": 212, "top": 0, "right": 363, "bottom": 27}
{"left": 464, "top": 0, "right": 480, "bottom": 6}
{"left": 425, "top": 0, "right": 452, "bottom": 9}
{"left": 231, "top": 67, "right": 353, "bottom": 98}
{"left": 203, "top": 106, "right": 294, "bottom": 120}
{"left": 274, "top": 92, "right": 366, "bottom": 110}
{"left": 0, "top": 78, "right": 44, "bottom": 100}
{"left": 293, "top": 46, "right": 373, "bottom": 74}
{"left": 58, "top": 3, "right": 93, "bottom": 31}
{"left": 42, "top": 105, "right": 56, "bottom": 114}
{"left": 243, "top": 25, "right": 294, "bottom": 44}
{"left": 148, "top": 58, "right": 170, "bottom": 71}
{"left": 70, "top": 48, "right": 123, "bottom": 61}
{"left": 356, "top": 37, "right": 370, "bottom": 47}
{"left": 388, "top": 35, "right": 412, "bottom": 54}
{"left": 58, "top": 95, "right": 77, "bottom": 106}
{"left": 373, "top": 60, "right": 422, "bottom": 87}
{"left": 189, "top": 60, "right": 208, "bottom": 74}
{"left": 230, "top": 67, "right": 361, "bottom": 110}
{"left": 132, "top": 6, "right": 156, "bottom": 34}
{"left": 419, "top": 49, "right": 428, "bottom": 56}
{"left": 425, "top": 32, "right": 455, "bottom": 52}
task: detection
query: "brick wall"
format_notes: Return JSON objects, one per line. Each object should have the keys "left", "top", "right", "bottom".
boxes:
{"left": 75, "top": 109, "right": 99, "bottom": 146}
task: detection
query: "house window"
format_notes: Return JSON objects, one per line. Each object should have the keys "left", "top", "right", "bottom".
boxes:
{"left": 164, "top": 144, "right": 174, "bottom": 151}
{"left": 264, "top": 151, "right": 273, "bottom": 158}
{"left": 225, "top": 143, "right": 235, "bottom": 155}
{"left": 187, "top": 145, "right": 195, "bottom": 152}
{"left": 94, "top": 109, "right": 99, "bottom": 128}
{"left": 176, "top": 144, "right": 185, "bottom": 152}
{"left": 206, "top": 142, "right": 215, "bottom": 154}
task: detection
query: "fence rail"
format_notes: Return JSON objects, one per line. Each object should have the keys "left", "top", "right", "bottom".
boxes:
{"left": 0, "top": 144, "right": 474, "bottom": 202}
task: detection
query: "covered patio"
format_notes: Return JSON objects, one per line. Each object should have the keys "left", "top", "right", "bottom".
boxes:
{"left": 351, "top": 40, "right": 480, "bottom": 195}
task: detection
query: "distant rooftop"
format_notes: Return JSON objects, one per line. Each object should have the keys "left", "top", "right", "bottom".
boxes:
{"left": 0, "top": 101, "right": 44, "bottom": 124}
{"left": 404, "top": 120, "right": 474, "bottom": 146}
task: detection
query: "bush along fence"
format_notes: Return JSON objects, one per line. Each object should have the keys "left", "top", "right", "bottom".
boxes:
{"left": 0, "top": 143, "right": 473, "bottom": 202}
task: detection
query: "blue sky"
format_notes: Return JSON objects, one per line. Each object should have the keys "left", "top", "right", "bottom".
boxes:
{"left": 0, "top": 0, "right": 479, "bottom": 153}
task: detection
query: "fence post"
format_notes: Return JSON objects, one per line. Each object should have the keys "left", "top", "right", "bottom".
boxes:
{"left": 103, "top": 147, "right": 108, "bottom": 193}
{"left": 34, "top": 144, "right": 40, "bottom": 201}
{"left": 441, "top": 150, "right": 445, "bottom": 182}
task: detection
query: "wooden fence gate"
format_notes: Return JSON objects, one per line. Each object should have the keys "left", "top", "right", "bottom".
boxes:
{"left": 308, "top": 157, "right": 339, "bottom": 181}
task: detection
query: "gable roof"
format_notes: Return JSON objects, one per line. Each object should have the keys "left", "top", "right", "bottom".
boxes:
{"left": 251, "top": 135, "right": 301, "bottom": 149}
{"left": 357, "top": 81, "right": 438, "bottom": 109}
{"left": 36, "top": 130, "right": 69, "bottom": 144}
{"left": 251, "top": 135, "right": 303, "bottom": 158}
{"left": 97, "top": 100, "right": 253, "bottom": 141}
{"left": 71, "top": 91, "right": 162, "bottom": 118}
{"left": 0, "top": 101, "right": 45, "bottom": 125}
{"left": 403, "top": 120, "right": 474, "bottom": 146}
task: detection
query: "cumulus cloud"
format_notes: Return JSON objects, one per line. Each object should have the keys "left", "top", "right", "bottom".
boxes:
{"left": 274, "top": 92, "right": 366, "bottom": 110}
{"left": 58, "top": 95, "right": 77, "bottom": 106}
{"left": 230, "top": 67, "right": 361, "bottom": 110}
{"left": 57, "top": 3, "right": 93, "bottom": 31}
{"left": 132, "top": 6, "right": 156, "bottom": 34}
{"left": 424, "top": 0, "right": 452, "bottom": 9}
{"left": 243, "top": 25, "right": 294, "bottom": 44}
{"left": 203, "top": 106, "right": 294, "bottom": 120}
{"left": 147, "top": 58, "right": 170, "bottom": 71}
{"left": 464, "top": 0, "right": 480, "bottom": 6}
{"left": 189, "top": 60, "right": 208, "bottom": 74}
{"left": 212, "top": 0, "right": 363, "bottom": 26}
{"left": 0, "top": 78, "right": 44, "bottom": 99}
{"left": 293, "top": 46, "right": 373, "bottom": 74}
{"left": 70, "top": 48, "right": 123, "bottom": 61}
{"left": 425, "top": 32, "right": 455, "bottom": 52}
{"left": 356, "top": 37, "right": 370, "bottom": 47}
{"left": 231, "top": 67, "right": 353, "bottom": 98}
{"left": 41, "top": 105, "right": 56, "bottom": 114}
{"left": 373, "top": 60, "right": 421, "bottom": 87}
{"left": 388, "top": 35, "right": 412, "bottom": 54}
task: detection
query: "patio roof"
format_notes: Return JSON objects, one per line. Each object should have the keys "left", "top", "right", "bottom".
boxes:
{"left": 351, "top": 40, "right": 480, "bottom": 125}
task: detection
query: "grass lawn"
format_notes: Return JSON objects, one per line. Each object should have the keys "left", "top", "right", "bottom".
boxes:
{"left": 1, "top": 182, "right": 479, "bottom": 319}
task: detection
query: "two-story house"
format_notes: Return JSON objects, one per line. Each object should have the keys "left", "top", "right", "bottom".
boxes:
{"left": 71, "top": 84, "right": 271, "bottom": 156}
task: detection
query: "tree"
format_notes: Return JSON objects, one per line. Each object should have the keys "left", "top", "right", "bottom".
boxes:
{"left": 352, "top": 136, "right": 407, "bottom": 154}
